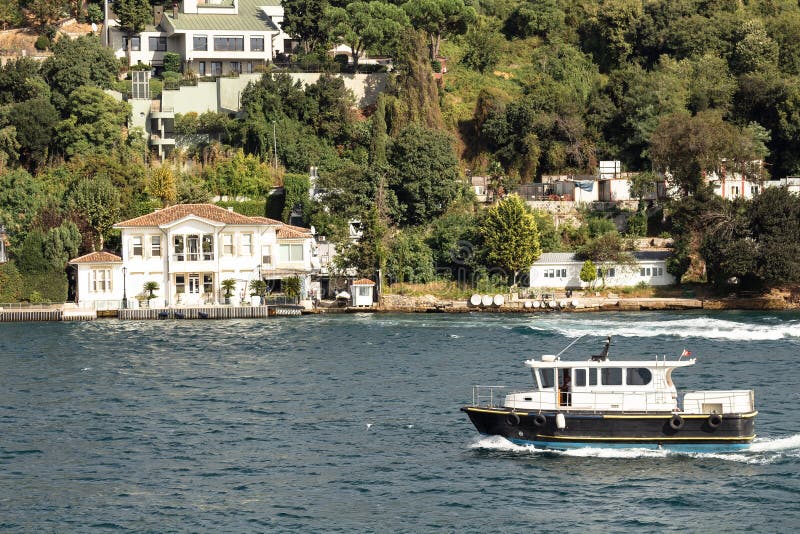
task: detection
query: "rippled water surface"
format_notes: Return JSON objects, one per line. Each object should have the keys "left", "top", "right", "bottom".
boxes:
{"left": 2, "top": 311, "right": 799, "bottom": 532}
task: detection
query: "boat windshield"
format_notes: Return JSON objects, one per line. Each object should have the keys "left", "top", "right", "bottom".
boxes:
{"left": 539, "top": 368, "right": 555, "bottom": 389}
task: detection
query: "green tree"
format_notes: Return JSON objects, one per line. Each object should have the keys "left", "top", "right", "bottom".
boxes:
{"left": 282, "top": 276, "right": 301, "bottom": 299}
{"left": 0, "top": 261, "right": 23, "bottom": 302}
{"left": 578, "top": 232, "right": 635, "bottom": 287}
{"left": 54, "top": 85, "right": 131, "bottom": 157}
{"left": 749, "top": 186, "right": 800, "bottom": 284}
{"left": 387, "top": 123, "right": 465, "bottom": 226}
{"left": 7, "top": 96, "right": 59, "bottom": 170}
{"left": 17, "top": 229, "right": 49, "bottom": 273}
{"left": 502, "top": 0, "right": 565, "bottom": 40}
{"left": 0, "top": 169, "right": 48, "bottom": 246}
{"left": 40, "top": 35, "right": 119, "bottom": 110}
{"left": 0, "top": 0, "right": 22, "bottom": 30}
{"left": 461, "top": 17, "right": 503, "bottom": 74}
{"left": 66, "top": 177, "right": 121, "bottom": 250}
{"left": 163, "top": 52, "right": 182, "bottom": 73}
{"left": 402, "top": 0, "right": 476, "bottom": 60}
{"left": 280, "top": 0, "right": 333, "bottom": 54}
{"left": 0, "top": 57, "right": 48, "bottom": 104}
{"left": 628, "top": 171, "right": 658, "bottom": 201}
{"left": 113, "top": 0, "right": 151, "bottom": 60}
{"left": 480, "top": 194, "right": 541, "bottom": 284}
{"left": 27, "top": 0, "right": 64, "bottom": 29}
{"left": 580, "top": 259, "right": 597, "bottom": 288}
{"left": 328, "top": 1, "right": 409, "bottom": 70}
{"left": 281, "top": 172, "right": 311, "bottom": 222}
{"left": 202, "top": 150, "right": 274, "bottom": 199}
{"left": 386, "top": 229, "right": 435, "bottom": 283}
{"left": 43, "top": 220, "right": 81, "bottom": 270}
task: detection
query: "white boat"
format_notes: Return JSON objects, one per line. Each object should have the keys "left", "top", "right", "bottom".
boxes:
{"left": 462, "top": 337, "right": 757, "bottom": 451}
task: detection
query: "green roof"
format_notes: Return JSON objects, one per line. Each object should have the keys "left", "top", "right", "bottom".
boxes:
{"left": 165, "top": 0, "right": 280, "bottom": 32}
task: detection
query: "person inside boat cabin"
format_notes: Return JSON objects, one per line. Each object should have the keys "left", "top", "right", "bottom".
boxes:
{"left": 560, "top": 369, "right": 572, "bottom": 406}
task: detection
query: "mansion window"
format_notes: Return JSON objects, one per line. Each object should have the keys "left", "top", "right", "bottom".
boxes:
{"left": 175, "top": 274, "right": 185, "bottom": 294}
{"left": 240, "top": 233, "right": 253, "bottom": 256}
{"left": 222, "top": 233, "right": 234, "bottom": 255}
{"left": 214, "top": 36, "right": 244, "bottom": 51}
{"left": 91, "top": 269, "right": 112, "bottom": 292}
{"left": 598, "top": 267, "right": 615, "bottom": 278}
{"left": 122, "top": 36, "right": 141, "bottom": 51}
{"left": 149, "top": 36, "right": 167, "bottom": 52}
{"left": 193, "top": 35, "right": 208, "bottom": 51}
{"left": 250, "top": 37, "right": 264, "bottom": 52}
{"left": 173, "top": 234, "right": 215, "bottom": 261}
{"left": 203, "top": 274, "right": 213, "bottom": 294}
{"left": 151, "top": 236, "right": 161, "bottom": 257}
{"left": 279, "top": 243, "right": 304, "bottom": 262}
{"left": 132, "top": 236, "right": 143, "bottom": 257}
{"left": 262, "top": 244, "right": 272, "bottom": 266}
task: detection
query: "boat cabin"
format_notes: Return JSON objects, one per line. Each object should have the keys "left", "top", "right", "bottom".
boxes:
{"left": 503, "top": 354, "right": 754, "bottom": 415}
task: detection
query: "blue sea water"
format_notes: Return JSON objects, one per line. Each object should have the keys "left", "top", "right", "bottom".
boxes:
{"left": 1, "top": 311, "right": 799, "bottom": 532}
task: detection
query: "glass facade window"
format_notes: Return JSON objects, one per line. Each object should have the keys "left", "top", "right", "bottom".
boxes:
{"left": 149, "top": 36, "right": 167, "bottom": 51}
{"left": 214, "top": 37, "right": 244, "bottom": 51}
{"left": 193, "top": 35, "right": 208, "bottom": 51}
{"left": 250, "top": 37, "right": 264, "bottom": 51}
{"left": 279, "top": 243, "right": 303, "bottom": 262}
{"left": 122, "top": 36, "right": 141, "bottom": 51}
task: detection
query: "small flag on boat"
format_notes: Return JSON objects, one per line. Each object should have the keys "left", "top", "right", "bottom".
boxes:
{"left": 680, "top": 349, "right": 692, "bottom": 358}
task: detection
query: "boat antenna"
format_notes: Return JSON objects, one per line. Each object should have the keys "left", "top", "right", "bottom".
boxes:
{"left": 556, "top": 334, "right": 586, "bottom": 358}
{"left": 592, "top": 336, "right": 612, "bottom": 361}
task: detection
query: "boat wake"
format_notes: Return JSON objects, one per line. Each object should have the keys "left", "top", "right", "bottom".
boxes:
{"left": 470, "top": 434, "right": 800, "bottom": 464}
{"left": 524, "top": 315, "right": 800, "bottom": 341}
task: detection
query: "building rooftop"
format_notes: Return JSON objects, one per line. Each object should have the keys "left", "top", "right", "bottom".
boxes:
{"left": 69, "top": 251, "right": 124, "bottom": 264}
{"left": 164, "top": 0, "right": 280, "bottom": 32}
{"left": 115, "top": 204, "right": 260, "bottom": 227}
{"left": 534, "top": 251, "right": 672, "bottom": 264}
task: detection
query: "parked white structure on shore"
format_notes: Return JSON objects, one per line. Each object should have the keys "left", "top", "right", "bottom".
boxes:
{"left": 70, "top": 204, "right": 317, "bottom": 309}
{"left": 529, "top": 251, "right": 675, "bottom": 290}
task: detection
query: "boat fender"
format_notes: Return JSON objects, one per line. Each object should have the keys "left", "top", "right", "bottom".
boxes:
{"left": 533, "top": 414, "right": 547, "bottom": 427}
{"left": 555, "top": 413, "right": 566, "bottom": 430}
{"left": 707, "top": 413, "right": 723, "bottom": 429}
{"left": 506, "top": 412, "right": 521, "bottom": 426}
{"left": 669, "top": 414, "right": 684, "bottom": 430}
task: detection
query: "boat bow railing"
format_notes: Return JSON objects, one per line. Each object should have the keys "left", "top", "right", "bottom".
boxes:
{"left": 471, "top": 385, "right": 508, "bottom": 408}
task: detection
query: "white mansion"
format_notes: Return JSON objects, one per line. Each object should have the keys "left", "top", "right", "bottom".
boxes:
{"left": 69, "top": 204, "right": 317, "bottom": 309}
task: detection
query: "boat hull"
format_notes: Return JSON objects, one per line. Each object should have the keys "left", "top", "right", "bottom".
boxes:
{"left": 461, "top": 406, "right": 756, "bottom": 452}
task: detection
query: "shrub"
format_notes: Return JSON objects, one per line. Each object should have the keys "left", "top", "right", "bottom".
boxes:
{"left": 86, "top": 4, "right": 103, "bottom": 23}
{"left": 163, "top": 51, "right": 181, "bottom": 73}
{"left": 35, "top": 35, "right": 50, "bottom": 51}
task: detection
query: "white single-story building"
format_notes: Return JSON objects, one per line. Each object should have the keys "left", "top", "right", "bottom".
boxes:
{"left": 529, "top": 251, "right": 675, "bottom": 289}
{"left": 350, "top": 278, "right": 375, "bottom": 307}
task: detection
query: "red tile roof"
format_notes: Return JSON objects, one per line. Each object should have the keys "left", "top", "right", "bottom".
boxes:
{"left": 277, "top": 226, "right": 313, "bottom": 239}
{"left": 250, "top": 216, "right": 283, "bottom": 225}
{"left": 69, "top": 251, "right": 123, "bottom": 264}
{"left": 115, "top": 204, "right": 259, "bottom": 227}
{"left": 352, "top": 278, "right": 375, "bottom": 285}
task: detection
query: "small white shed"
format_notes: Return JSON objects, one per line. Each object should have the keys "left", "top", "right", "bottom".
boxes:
{"left": 350, "top": 278, "right": 375, "bottom": 307}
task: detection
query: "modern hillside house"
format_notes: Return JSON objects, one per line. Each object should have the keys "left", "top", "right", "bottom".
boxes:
{"left": 104, "top": 0, "right": 294, "bottom": 74}
{"left": 70, "top": 204, "right": 316, "bottom": 309}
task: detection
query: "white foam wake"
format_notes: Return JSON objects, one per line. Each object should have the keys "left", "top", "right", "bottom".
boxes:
{"left": 527, "top": 316, "right": 800, "bottom": 341}
{"left": 469, "top": 433, "right": 800, "bottom": 464}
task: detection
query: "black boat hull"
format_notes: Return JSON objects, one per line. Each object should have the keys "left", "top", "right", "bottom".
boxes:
{"left": 462, "top": 406, "right": 757, "bottom": 451}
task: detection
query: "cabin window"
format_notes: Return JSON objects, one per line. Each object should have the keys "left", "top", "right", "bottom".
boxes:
{"left": 601, "top": 367, "right": 623, "bottom": 386}
{"left": 626, "top": 368, "right": 652, "bottom": 386}
{"left": 589, "top": 368, "right": 598, "bottom": 385}
{"left": 574, "top": 368, "right": 587, "bottom": 387}
{"left": 539, "top": 369, "right": 555, "bottom": 389}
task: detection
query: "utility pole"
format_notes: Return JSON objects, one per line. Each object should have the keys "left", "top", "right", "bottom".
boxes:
{"left": 272, "top": 121, "right": 278, "bottom": 171}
